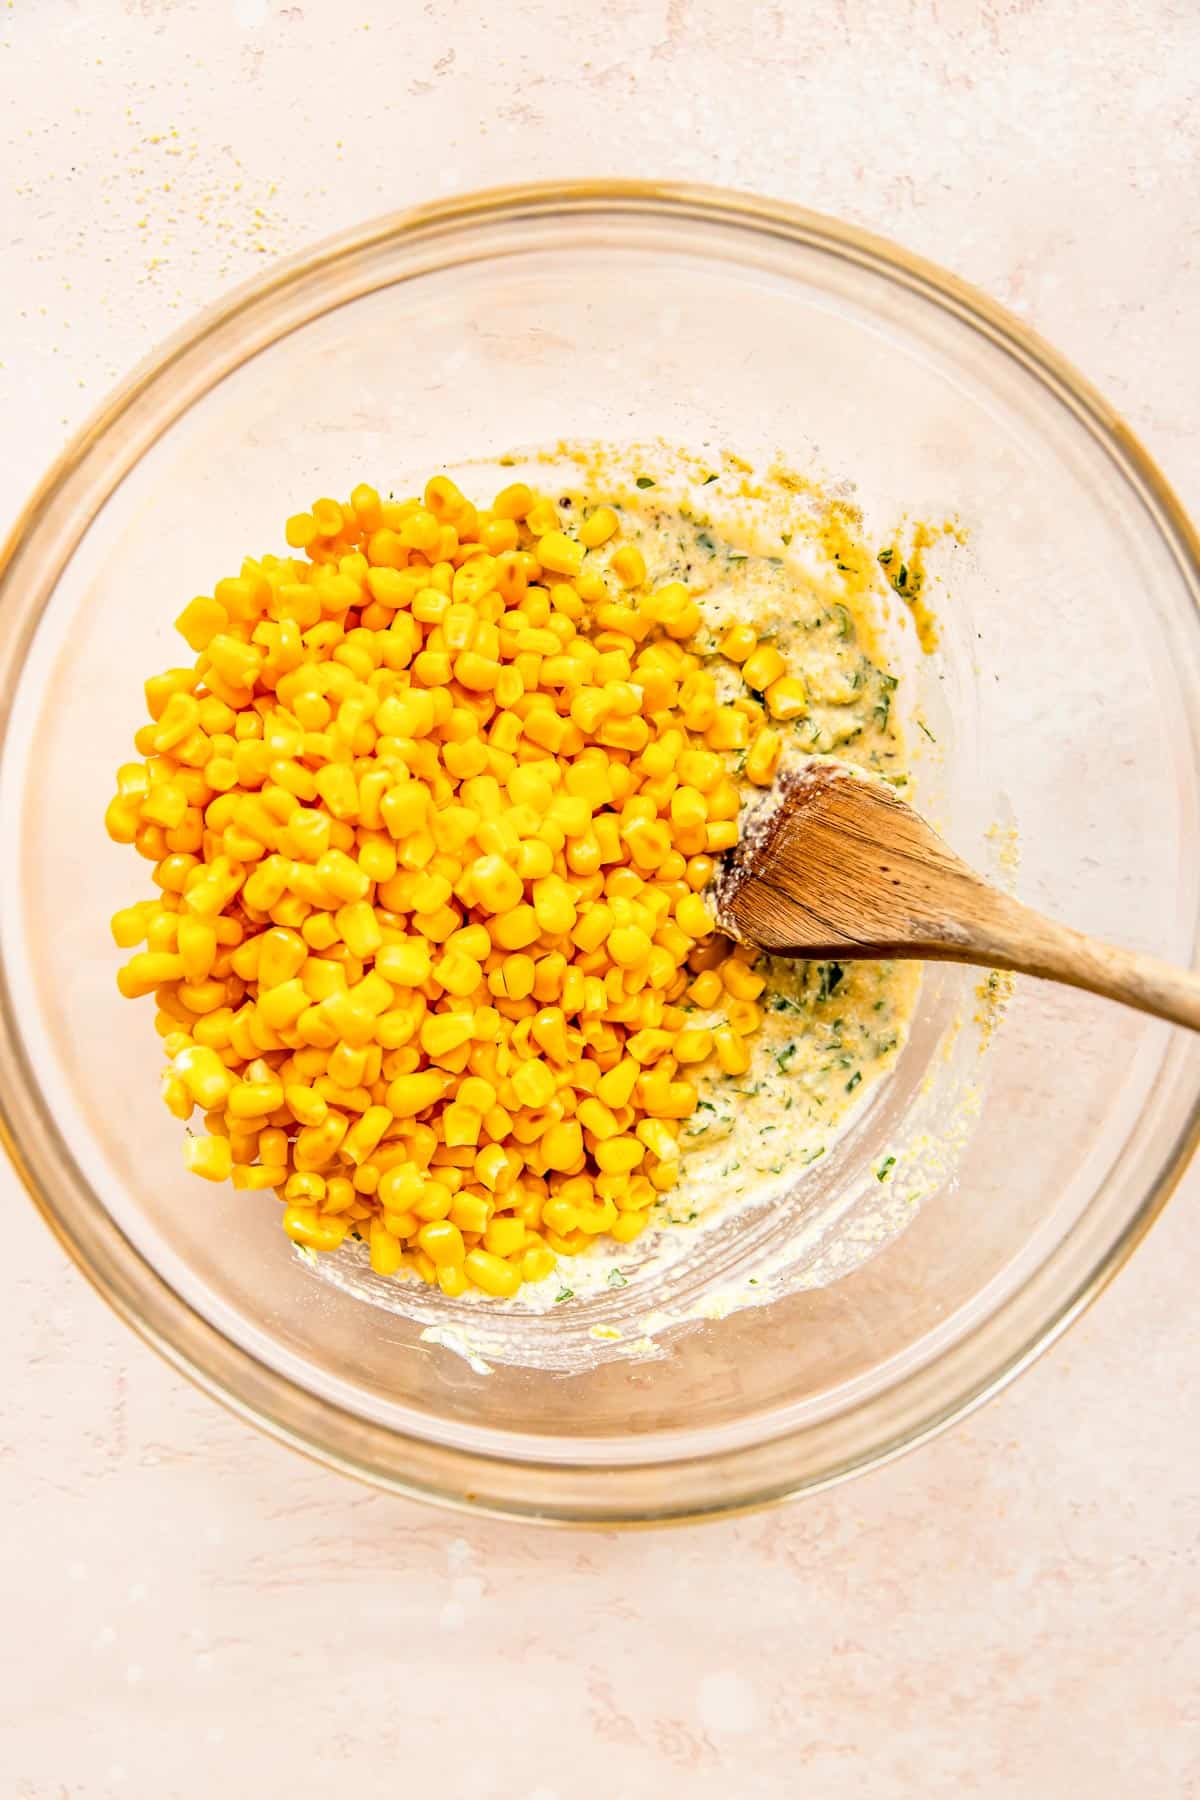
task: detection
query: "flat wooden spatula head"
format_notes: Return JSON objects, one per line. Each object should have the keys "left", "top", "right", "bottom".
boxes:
{"left": 710, "top": 759, "right": 1200, "bottom": 1034}
{"left": 711, "top": 761, "right": 982, "bottom": 961}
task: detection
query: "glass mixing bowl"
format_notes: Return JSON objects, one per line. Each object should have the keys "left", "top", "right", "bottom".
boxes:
{"left": 2, "top": 182, "right": 1199, "bottom": 1523}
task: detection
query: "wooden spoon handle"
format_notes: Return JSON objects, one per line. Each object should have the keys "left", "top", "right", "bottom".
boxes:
{"left": 953, "top": 888, "right": 1200, "bottom": 1032}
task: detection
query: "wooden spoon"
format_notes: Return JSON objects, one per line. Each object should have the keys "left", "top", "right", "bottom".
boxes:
{"left": 712, "top": 760, "right": 1200, "bottom": 1032}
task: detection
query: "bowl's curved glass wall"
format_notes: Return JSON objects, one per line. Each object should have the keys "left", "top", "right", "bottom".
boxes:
{"left": 1, "top": 189, "right": 1198, "bottom": 1518}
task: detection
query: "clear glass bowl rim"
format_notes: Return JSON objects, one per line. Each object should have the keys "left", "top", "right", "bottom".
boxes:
{"left": 2, "top": 178, "right": 1199, "bottom": 1525}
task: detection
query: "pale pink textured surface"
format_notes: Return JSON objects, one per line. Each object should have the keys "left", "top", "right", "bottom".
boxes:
{"left": 3, "top": 3, "right": 1200, "bottom": 1794}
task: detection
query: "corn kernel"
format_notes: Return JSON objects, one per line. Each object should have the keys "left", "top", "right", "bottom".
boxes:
{"left": 596, "top": 1058, "right": 639, "bottom": 1108}
{"left": 579, "top": 506, "right": 618, "bottom": 548}
{"left": 745, "top": 727, "right": 782, "bottom": 785}
{"left": 492, "top": 482, "right": 534, "bottom": 520}
{"left": 183, "top": 1134, "right": 232, "bottom": 1182}
{"left": 675, "top": 894, "right": 714, "bottom": 939}
{"left": 491, "top": 905, "right": 539, "bottom": 950}
{"left": 376, "top": 939, "right": 432, "bottom": 986}
{"left": 442, "top": 1103, "right": 482, "bottom": 1147}
{"left": 522, "top": 1245, "right": 557, "bottom": 1284}
{"left": 577, "top": 1096, "right": 620, "bottom": 1139}
{"left": 674, "top": 1028, "right": 713, "bottom": 1063}
{"left": 368, "top": 1218, "right": 404, "bottom": 1276}
{"left": 714, "top": 1026, "right": 751, "bottom": 1075}
{"left": 719, "top": 623, "right": 757, "bottom": 663}
{"left": 174, "top": 1045, "right": 235, "bottom": 1108}
{"left": 418, "top": 1011, "right": 473, "bottom": 1060}
{"left": 764, "top": 675, "right": 808, "bottom": 719}
{"left": 610, "top": 545, "right": 645, "bottom": 588}
{"left": 594, "top": 1135, "right": 644, "bottom": 1174}
{"left": 721, "top": 958, "right": 766, "bottom": 1000}
{"left": 418, "top": 1219, "right": 466, "bottom": 1267}
{"left": 609, "top": 925, "right": 652, "bottom": 968}
{"left": 386, "top": 1071, "right": 448, "bottom": 1116}
{"left": 469, "top": 853, "right": 524, "bottom": 914}
{"left": 284, "top": 1208, "right": 349, "bottom": 1251}
{"left": 117, "top": 951, "right": 186, "bottom": 998}
{"left": 541, "top": 1120, "right": 583, "bottom": 1171}
{"left": 483, "top": 1217, "right": 525, "bottom": 1257}
{"left": 512, "top": 1058, "right": 556, "bottom": 1108}
{"left": 536, "top": 531, "right": 584, "bottom": 577}
{"left": 464, "top": 1248, "right": 521, "bottom": 1298}
{"left": 740, "top": 645, "right": 787, "bottom": 692}
{"left": 726, "top": 999, "right": 762, "bottom": 1035}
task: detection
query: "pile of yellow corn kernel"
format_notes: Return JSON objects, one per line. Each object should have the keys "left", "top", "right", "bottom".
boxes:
{"left": 105, "top": 477, "right": 801, "bottom": 1300}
